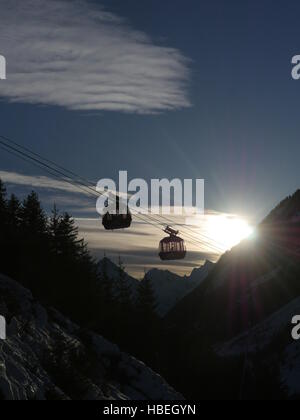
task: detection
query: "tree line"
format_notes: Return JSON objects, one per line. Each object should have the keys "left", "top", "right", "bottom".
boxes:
{"left": 0, "top": 179, "right": 288, "bottom": 399}
{"left": 0, "top": 179, "right": 159, "bottom": 361}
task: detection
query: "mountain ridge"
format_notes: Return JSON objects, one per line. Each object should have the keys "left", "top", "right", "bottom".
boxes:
{"left": 97, "top": 257, "right": 214, "bottom": 316}
{"left": 160, "top": 190, "right": 300, "bottom": 398}
{"left": 0, "top": 273, "right": 183, "bottom": 400}
{"left": 263, "top": 189, "right": 300, "bottom": 224}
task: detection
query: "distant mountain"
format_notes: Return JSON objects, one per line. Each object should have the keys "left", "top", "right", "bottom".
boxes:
{"left": 188, "top": 260, "right": 215, "bottom": 284}
{"left": 97, "top": 258, "right": 214, "bottom": 317}
{"left": 167, "top": 190, "right": 300, "bottom": 335}
{"left": 166, "top": 228, "right": 300, "bottom": 340}
{"left": 162, "top": 190, "right": 300, "bottom": 398}
{"left": 97, "top": 257, "right": 139, "bottom": 297}
{"left": 144, "top": 260, "right": 214, "bottom": 316}
{"left": 0, "top": 274, "right": 182, "bottom": 400}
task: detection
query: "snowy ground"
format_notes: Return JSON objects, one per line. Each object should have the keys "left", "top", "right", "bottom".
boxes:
{"left": 217, "top": 296, "right": 300, "bottom": 397}
{"left": 0, "top": 274, "right": 183, "bottom": 400}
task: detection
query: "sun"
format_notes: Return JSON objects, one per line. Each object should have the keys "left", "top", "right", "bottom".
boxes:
{"left": 205, "top": 215, "right": 254, "bottom": 251}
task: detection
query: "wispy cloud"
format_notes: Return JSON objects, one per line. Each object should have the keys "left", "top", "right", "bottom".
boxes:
{"left": 0, "top": 0, "right": 190, "bottom": 114}
{"left": 0, "top": 170, "right": 92, "bottom": 195}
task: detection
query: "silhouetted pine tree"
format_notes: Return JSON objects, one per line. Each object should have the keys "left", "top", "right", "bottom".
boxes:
{"left": 18, "top": 191, "right": 49, "bottom": 292}
{"left": 100, "top": 257, "right": 113, "bottom": 304}
{"left": 0, "top": 179, "right": 7, "bottom": 217}
{"left": 56, "top": 213, "right": 79, "bottom": 257}
{"left": 92, "top": 256, "right": 116, "bottom": 338}
{"left": 7, "top": 194, "right": 21, "bottom": 228}
{"left": 5, "top": 194, "right": 22, "bottom": 277}
{"left": 21, "top": 191, "right": 47, "bottom": 236}
{"left": 48, "top": 210, "right": 96, "bottom": 322}
{"left": 49, "top": 204, "right": 61, "bottom": 255}
{"left": 136, "top": 276, "right": 157, "bottom": 321}
{"left": 116, "top": 257, "right": 132, "bottom": 312}
{"left": 55, "top": 213, "right": 91, "bottom": 265}
{"left": 0, "top": 180, "right": 8, "bottom": 274}
{"left": 0, "top": 180, "right": 8, "bottom": 234}
{"left": 135, "top": 275, "right": 159, "bottom": 364}
{"left": 112, "top": 257, "right": 133, "bottom": 346}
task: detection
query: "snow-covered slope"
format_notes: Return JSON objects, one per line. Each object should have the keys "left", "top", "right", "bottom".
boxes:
{"left": 218, "top": 296, "right": 300, "bottom": 356}
{"left": 144, "top": 260, "right": 214, "bottom": 316}
{"left": 0, "top": 274, "right": 183, "bottom": 400}
{"left": 217, "top": 297, "right": 300, "bottom": 397}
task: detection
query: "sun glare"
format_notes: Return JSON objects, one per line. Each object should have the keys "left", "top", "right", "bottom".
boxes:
{"left": 205, "top": 215, "right": 254, "bottom": 251}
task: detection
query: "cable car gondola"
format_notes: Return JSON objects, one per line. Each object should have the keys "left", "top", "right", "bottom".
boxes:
{"left": 159, "top": 226, "right": 186, "bottom": 260}
{"left": 102, "top": 195, "right": 132, "bottom": 230}
{"left": 0, "top": 134, "right": 226, "bottom": 257}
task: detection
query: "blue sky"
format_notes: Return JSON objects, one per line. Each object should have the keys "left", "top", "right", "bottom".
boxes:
{"left": 0, "top": 0, "right": 299, "bottom": 276}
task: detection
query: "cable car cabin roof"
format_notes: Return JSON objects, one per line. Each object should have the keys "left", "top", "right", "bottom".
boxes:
{"left": 159, "top": 235, "right": 185, "bottom": 244}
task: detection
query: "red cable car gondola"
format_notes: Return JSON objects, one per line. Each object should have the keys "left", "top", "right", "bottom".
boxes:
{"left": 159, "top": 226, "right": 186, "bottom": 261}
{"left": 102, "top": 195, "right": 132, "bottom": 230}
